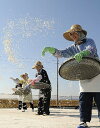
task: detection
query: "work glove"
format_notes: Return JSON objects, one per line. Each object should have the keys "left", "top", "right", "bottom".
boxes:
{"left": 42, "top": 47, "right": 56, "bottom": 56}
{"left": 74, "top": 50, "right": 90, "bottom": 62}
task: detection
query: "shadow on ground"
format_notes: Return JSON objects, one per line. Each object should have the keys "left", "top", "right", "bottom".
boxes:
{"left": 90, "top": 126, "right": 100, "bottom": 128}
{"left": 49, "top": 111, "right": 98, "bottom": 119}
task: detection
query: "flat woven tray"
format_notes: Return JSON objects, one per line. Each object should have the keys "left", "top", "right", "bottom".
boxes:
{"left": 30, "top": 82, "right": 50, "bottom": 89}
{"left": 12, "top": 88, "right": 30, "bottom": 95}
{"left": 59, "top": 57, "right": 100, "bottom": 81}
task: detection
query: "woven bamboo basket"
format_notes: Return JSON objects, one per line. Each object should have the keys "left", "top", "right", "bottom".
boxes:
{"left": 59, "top": 57, "right": 100, "bottom": 81}
{"left": 12, "top": 88, "right": 31, "bottom": 95}
{"left": 30, "top": 82, "right": 50, "bottom": 89}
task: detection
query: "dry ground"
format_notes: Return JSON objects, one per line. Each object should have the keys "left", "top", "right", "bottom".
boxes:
{"left": 0, "top": 108, "right": 99, "bottom": 128}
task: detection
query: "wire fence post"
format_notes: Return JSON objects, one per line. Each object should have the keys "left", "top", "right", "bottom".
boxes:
{"left": 57, "top": 58, "right": 59, "bottom": 107}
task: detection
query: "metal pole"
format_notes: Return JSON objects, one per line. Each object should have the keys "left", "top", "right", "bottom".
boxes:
{"left": 57, "top": 58, "right": 59, "bottom": 107}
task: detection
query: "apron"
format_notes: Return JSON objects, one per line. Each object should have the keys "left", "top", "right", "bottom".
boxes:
{"left": 79, "top": 74, "right": 100, "bottom": 92}
{"left": 22, "top": 80, "right": 33, "bottom": 103}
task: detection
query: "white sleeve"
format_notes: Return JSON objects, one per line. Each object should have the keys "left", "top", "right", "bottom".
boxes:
{"left": 10, "top": 77, "right": 20, "bottom": 84}
{"left": 34, "top": 75, "right": 42, "bottom": 82}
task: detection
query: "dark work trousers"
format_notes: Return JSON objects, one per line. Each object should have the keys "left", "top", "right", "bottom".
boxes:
{"left": 38, "top": 88, "right": 51, "bottom": 115}
{"left": 23, "top": 102, "right": 27, "bottom": 110}
{"left": 30, "top": 102, "right": 34, "bottom": 110}
{"left": 18, "top": 101, "right": 22, "bottom": 110}
{"left": 98, "top": 110, "right": 100, "bottom": 119}
{"left": 23, "top": 102, "right": 34, "bottom": 110}
{"left": 79, "top": 92, "right": 100, "bottom": 122}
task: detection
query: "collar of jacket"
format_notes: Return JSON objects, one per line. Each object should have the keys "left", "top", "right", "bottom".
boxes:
{"left": 75, "top": 38, "right": 86, "bottom": 46}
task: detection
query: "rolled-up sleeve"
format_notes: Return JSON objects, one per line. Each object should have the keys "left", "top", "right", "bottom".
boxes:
{"left": 85, "top": 39, "right": 98, "bottom": 57}
{"left": 54, "top": 45, "right": 79, "bottom": 58}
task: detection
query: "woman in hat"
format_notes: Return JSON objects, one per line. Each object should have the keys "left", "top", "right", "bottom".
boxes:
{"left": 42, "top": 24, "right": 100, "bottom": 128}
{"left": 20, "top": 73, "right": 34, "bottom": 112}
{"left": 32, "top": 61, "right": 51, "bottom": 116}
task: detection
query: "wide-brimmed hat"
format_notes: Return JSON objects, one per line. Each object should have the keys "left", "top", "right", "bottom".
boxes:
{"left": 32, "top": 61, "right": 43, "bottom": 69}
{"left": 63, "top": 24, "right": 87, "bottom": 41}
{"left": 20, "top": 73, "right": 28, "bottom": 78}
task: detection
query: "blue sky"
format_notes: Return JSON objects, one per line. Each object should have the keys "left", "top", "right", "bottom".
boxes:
{"left": 0, "top": 0, "right": 100, "bottom": 96}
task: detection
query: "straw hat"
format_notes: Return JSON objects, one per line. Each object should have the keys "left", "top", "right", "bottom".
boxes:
{"left": 32, "top": 61, "right": 43, "bottom": 69}
{"left": 20, "top": 73, "right": 28, "bottom": 78}
{"left": 63, "top": 24, "right": 87, "bottom": 41}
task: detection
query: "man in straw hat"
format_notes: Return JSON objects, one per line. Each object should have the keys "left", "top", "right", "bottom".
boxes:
{"left": 42, "top": 24, "right": 100, "bottom": 128}
{"left": 32, "top": 61, "right": 51, "bottom": 116}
